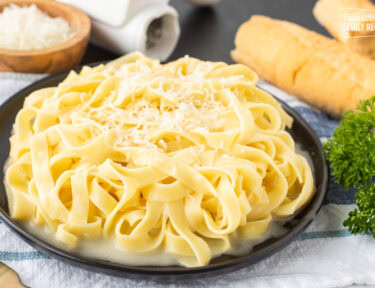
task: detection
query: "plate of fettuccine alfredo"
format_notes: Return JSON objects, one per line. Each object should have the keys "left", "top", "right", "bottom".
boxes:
{"left": 0, "top": 53, "right": 327, "bottom": 279}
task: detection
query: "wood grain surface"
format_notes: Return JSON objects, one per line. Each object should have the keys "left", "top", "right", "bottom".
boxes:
{"left": 0, "top": 262, "right": 27, "bottom": 288}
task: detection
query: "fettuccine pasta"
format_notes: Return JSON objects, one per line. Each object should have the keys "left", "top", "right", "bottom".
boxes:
{"left": 5, "top": 52, "right": 314, "bottom": 267}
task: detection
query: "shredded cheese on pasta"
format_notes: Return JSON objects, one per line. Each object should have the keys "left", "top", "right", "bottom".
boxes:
{"left": 5, "top": 52, "right": 314, "bottom": 267}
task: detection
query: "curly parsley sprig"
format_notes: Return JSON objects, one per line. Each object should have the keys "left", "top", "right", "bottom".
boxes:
{"left": 324, "top": 96, "right": 375, "bottom": 236}
{"left": 343, "top": 184, "right": 375, "bottom": 236}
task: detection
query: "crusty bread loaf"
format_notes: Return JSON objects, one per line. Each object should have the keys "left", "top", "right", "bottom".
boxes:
{"left": 231, "top": 15, "right": 375, "bottom": 116}
{"left": 314, "top": 0, "right": 375, "bottom": 59}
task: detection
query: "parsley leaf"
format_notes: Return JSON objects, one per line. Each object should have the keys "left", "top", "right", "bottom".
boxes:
{"left": 324, "top": 97, "right": 375, "bottom": 189}
{"left": 344, "top": 183, "right": 375, "bottom": 236}
{"left": 324, "top": 96, "right": 375, "bottom": 236}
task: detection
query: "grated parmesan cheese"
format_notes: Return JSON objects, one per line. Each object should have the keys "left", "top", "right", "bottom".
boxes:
{"left": 50, "top": 56, "right": 248, "bottom": 152}
{"left": 0, "top": 4, "right": 75, "bottom": 50}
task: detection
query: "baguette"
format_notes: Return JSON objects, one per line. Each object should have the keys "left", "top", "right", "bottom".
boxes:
{"left": 314, "top": 0, "right": 375, "bottom": 60}
{"left": 231, "top": 15, "right": 375, "bottom": 116}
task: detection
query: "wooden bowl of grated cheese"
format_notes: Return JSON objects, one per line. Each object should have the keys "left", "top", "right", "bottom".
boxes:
{"left": 0, "top": 0, "right": 90, "bottom": 74}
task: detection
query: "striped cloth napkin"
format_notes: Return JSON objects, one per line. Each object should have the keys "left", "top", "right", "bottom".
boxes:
{"left": 0, "top": 73, "right": 374, "bottom": 288}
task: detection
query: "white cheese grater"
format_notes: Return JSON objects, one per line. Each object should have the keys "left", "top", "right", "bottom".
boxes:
{"left": 59, "top": 0, "right": 180, "bottom": 61}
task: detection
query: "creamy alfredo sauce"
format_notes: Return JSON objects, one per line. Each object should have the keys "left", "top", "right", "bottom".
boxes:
{"left": 20, "top": 219, "right": 288, "bottom": 266}
{"left": 6, "top": 147, "right": 313, "bottom": 267}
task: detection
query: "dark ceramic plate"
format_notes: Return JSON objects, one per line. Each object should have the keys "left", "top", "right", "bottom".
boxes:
{"left": 0, "top": 64, "right": 328, "bottom": 280}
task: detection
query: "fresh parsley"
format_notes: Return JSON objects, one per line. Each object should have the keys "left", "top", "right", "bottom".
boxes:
{"left": 324, "top": 96, "right": 375, "bottom": 236}
{"left": 343, "top": 183, "right": 375, "bottom": 236}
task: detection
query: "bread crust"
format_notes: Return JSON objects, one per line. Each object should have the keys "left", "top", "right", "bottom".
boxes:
{"left": 231, "top": 15, "right": 375, "bottom": 116}
{"left": 314, "top": 0, "right": 375, "bottom": 59}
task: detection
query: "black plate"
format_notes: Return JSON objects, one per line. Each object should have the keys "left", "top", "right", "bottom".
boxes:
{"left": 0, "top": 64, "right": 328, "bottom": 280}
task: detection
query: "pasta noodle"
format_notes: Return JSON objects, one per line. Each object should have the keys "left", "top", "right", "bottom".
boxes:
{"left": 5, "top": 52, "right": 314, "bottom": 267}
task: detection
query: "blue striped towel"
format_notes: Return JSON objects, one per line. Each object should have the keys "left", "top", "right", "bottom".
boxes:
{"left": 0, "top": 73, "right": 373, "bottom": 288}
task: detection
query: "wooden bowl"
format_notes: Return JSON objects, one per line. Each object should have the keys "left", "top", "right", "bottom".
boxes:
{"left": 0, "top": 0, "right": 91, "bottom": 74}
